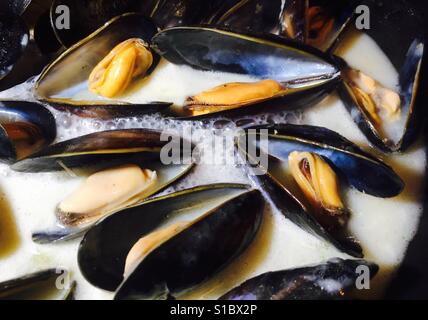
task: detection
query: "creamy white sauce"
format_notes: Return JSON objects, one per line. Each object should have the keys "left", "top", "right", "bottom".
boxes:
{"left": 0, "top": 31, "right": 425, "bottom": 300}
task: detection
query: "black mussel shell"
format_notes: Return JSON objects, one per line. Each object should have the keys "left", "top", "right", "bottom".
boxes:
{"left": 0, "top": 101, "right": 56, "bottom": 164}
{"left": 113, "top": 189, "right": 264, "bottom": 300}
{"left": 0, "top": 2, "right": 63, "bottom": 91}
{"left": 0, "top": 0, "right": 32, "bottom": 16}
{"left": 33, "top": 9, "right": 63, "bottom": 55}
{"left": 211, "top": 0, "right": 307, "bottom": 42}
{"left": 50, "top": 0, "right": 151, "bottom": 47}
{"left": 153, "top": 26, "right": 340, "bottom": 118}
{"left": 153, "top": 26, "right": 338, "bottom": 81}
{"left": 336, "top": 0, "right": 425, "bottom": 152}
{"left": 0, "top": 14, "right": 30, "bottom": 82}
{"left": 148, "top": 0, "right": 219, "bottom": 29}
{"left": 235, "top": 124, "right": 404, "bottom": 257}
{"left": 306, "top": 0, "right": 356, "bottom": 52}
{"left": 0, "top": 269, "right": 75, "bottom": 300}
{"left": 12, "top": 128, "right": 189, "bottom": 172}
{"left": 201, "top": 0, "right": 243, "bottom": 24}
{"left": 77, "top": 184, "right": 255, "bottom": 291}
{"left": 242, "top": 164, "right": 363, "bottom": 257}
{"left": 243, "top": 124, "right": 404, "bottom": 198}
{"left": 45, "top": 101, "right": 171, "bottom": 120}
{"left": 220, "top": 258, "right": 379, "bottom": 300}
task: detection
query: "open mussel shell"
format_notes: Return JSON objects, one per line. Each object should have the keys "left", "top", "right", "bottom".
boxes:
{"left": 153, "top": 26, "right": 340, "bottom": 119}
{"left": 77, "top": 184, "right": 262, "bottom": 295}
{"left": 335, "top": 0, "right": 425, "bottom": 152}
{"left": 236, "top": 124, "right": 404, "bottom": 257}
{"left": 12, "top": 128, "right": 192, "bottom": 172}
{"left": 220, "top": 258, "right": 379, "bottom": 300}
{"left": 35, "top": 13, "right": 169, "bottom": 118}
{"left": 0, "top": 101, "right": 56, "bottom": 164}
{"left": 13, "top": 128, "right": 194, "bottom": 243}
{"left": 241, "top": 124, "right": 404, "bottom": 198}
{"left": 0, "top": 269, "right": 75, "bottom": 300}
{"left": 32, "top": 160, "right": 194, "bottom": 244}
{"left": 114, "top": 189, "right": 264, "bottom": 300}
{"left": 210, "top": 0, "right": 307, "bottom": 42}
{"left": 306, "top": 0, "right": 356, "bottom": 52}
{"left": 243, "top": 169, "right": 363, "bottom": 257}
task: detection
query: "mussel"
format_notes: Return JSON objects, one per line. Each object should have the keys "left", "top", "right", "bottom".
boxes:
{"left": 220, "top": 258, "right": 379, "bottom": 300}
{"left": 0, "top": 101, "right": 56, "bottom": 164}
{"left": 11, "top": 129, "right": 194, "bottom": 243}
{"left": 35, "top": 13, "right": 171, "bottom": 119}
{"left": 242, "top": 124, "right": 404, "bottom": 197}
{"left": 0, "top": 269, "right": 75, "bottom": 300}
{"left": 334, "top": 0, "right": 425, "bottom": 152}
{"left": 211, "top": 0, "right": 307, "bottom": 42}
{"left": 288, "top": 151, "right": 350, "bottom": 234}
{"left": 77, "top": 184, "right": 264, "bottom": 299}
{"left": 306, "top": 0, "right": 356, "bottom": 52}
{"left": 236, "top": 124, "right": 404, "bottom": 257}
{"left": 153, "top": 26, "right": 340, "bottom": 118}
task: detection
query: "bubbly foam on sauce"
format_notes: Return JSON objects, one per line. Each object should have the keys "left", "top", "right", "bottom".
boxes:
{"left": 0, "top": 32, "right": 425, "bottom": 300}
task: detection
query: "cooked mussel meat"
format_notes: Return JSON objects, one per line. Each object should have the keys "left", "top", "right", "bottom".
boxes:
{"left": 236, "top": 124, "right": 404, "bottom": 257}
{"left": 242, "top": 124, "right": 404, "bottom": 197}
{"left": 335, "top": 0, "right": 425, "bottom": 152}
{"left": 0, "top": 269, "right": 75, "bottom": 300}
{"left": 184, "top": 80, "right": 287, "bottom": 117}
{"left": 0, "top": 101, "right": 56, "bottom": 164}
{"left": 123, "top": 221, "right": 191, "bottom": 278}
{"left": 88, "top": 38, "right": 154, "bottom": 98}
{"left": 288, "top": 151, "right": 349, "bottom": 233}
{"left": 35, "top": 13, "right": 170, "bottom": 119}
{"left": 342, "top": 67, "right": 401, "bottom": 126}
{"left": 220, "top": 258, "right": 379, "bottom": 300}
{"left": 12, "top": 128, "right": 194, "bottom": 243}
{"left": 153, "top": 26, "right": 340, "bottom": 118}
{"left": 56, "top": 165, "right": 158, "bottom": 227}
{"left": 115, "top": 189, "right": 264, "bottom": 300}
{"left": 77, "top": 184, "right": 263, "bottom": 298}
